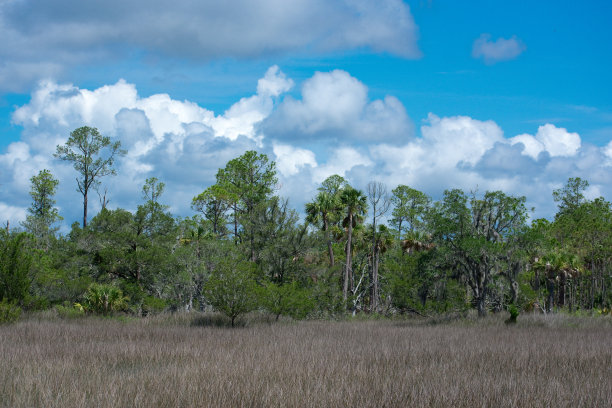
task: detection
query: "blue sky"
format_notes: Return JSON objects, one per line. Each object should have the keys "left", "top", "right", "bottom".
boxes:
{"left": 1, "top": 0, "right": 611, "bottom": 228}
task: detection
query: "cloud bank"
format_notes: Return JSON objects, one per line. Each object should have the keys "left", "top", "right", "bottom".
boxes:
{"left": 0, "top": 0, "right": 420, "bottom": 91}
{"left": 2, "top": 66, "right": 611, "bottom": 231}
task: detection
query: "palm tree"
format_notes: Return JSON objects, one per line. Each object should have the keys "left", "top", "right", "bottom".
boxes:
{"left": 305, "top": 191, "right": 339, "bottom": 267}
{"left": 340, "top": 187, "right": 368, "bottom": 305}
{"left": 401, "top": 230, "right": 435, "bottom": 254}
{"left": 534, "top": 252, "right": 582, "bottom": 313}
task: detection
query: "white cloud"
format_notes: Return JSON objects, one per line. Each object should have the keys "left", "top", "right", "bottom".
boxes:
{"left": 3, "top": 67, "right": 612, "bottom": 229}
{"left": 510, "top": 124, "right": 581, "bottom": 159}
{"left": 534, "top": 124, "right": 581, "bottom": 157}
{"left": 0, "top": 0, "right": 420, "bottom": 91}
{"left": 263, "top": 70, "right": 413, "bottom": 143}
{"left": 509, "top": 134, "right": 544, "bottom": 159}
{"left": 0, "top": 203, "right": 27, "bottom": 226}
{"left": 273, "top": 144, "right": 317, "bottom": 176}
{"left": 472, "top": 34, "right": 526, "bottom": 64}
{"left": 604, "top": 140, "right": 612, "bottom": 164}
{"left": 312, "top": 147, "right": 373, "bottom": 183}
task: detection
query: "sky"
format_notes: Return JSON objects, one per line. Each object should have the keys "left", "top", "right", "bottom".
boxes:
{"left": 1, "top": 0, "right": 611, "bottom": 230}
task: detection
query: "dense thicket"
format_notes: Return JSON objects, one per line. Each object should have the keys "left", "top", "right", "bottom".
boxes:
{"left": 3, "top": 129, "right": 611, "bottom": 321}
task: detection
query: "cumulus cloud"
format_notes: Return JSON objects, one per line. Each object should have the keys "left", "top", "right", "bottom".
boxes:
{"left": 2, "top": 66, "right": 612, "bottom": 229}
{"left": 262, "top": 70, "right": 413, "bottom": 144}
{"left": 0, "top": 0, "right": 420, "bottom": 91}
{"left": 273, "top": 144, "right": 317, "bottom": 177}
{"left": 604, "top": 140, "right": 612, "bottom": 164}
{"left": 509, "top": 124, "right": 581, "bottom": 159}
{"left": 472, "top": 34, "right": 526, "bottom": 64}
{"left": 3, "top": 66, "right": 290, "bottom": 225}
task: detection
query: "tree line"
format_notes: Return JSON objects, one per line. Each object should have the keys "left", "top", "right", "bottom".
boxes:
{"left": 2, "top": 126, "right": 611, "bottom": 323}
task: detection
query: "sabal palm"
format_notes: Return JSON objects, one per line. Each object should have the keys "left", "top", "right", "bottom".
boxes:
{"left": 340, "top": 187, "right": 368, "bottom": 304}
{"left": 401, "top": 230, "right": 435, "bottom": 254}
{"left": 306, "top": 191, "right": 338, "bottom": 266}
{"left": 534, "top": 251, "right": 582, "bottom": 311}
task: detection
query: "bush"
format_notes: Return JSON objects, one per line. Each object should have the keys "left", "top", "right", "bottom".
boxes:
{"left": 505, "top": 304, "right": 519, "bottom": 325}
{"left": 0, "top": 233, "right": 32, "bottom": 305}
{"left": 259, "top": 281, "right": 315, "bottom": 321}
{"left": 204, "top": 259, "right": 258, "bottom": 327}
{"left": 142, "top": 296, "right": 167, "bottom": 316}
{"left": 0, "top": 299, "right": 21, "bottom": 324}
{"left": 81, "top": 283, "right": 129, "bottom": 315}
{"left": 55, "top": 303, "right": 85, "bottom": 319}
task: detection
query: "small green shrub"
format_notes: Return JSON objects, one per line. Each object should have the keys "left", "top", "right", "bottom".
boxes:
{"left": 259, "top": 281, "right": 315, "bottom": 321}
{"left": 0, "top": 299, "right": 21, "bottom": 324}
{"left": 55, "top": 304, "right": 85, "bottom": 319}
{"left": 505, "top": 304, "right": 519, "bottom": 325}
{"left": 81, "top": 283, "right": 129, "bottom": 315}
{"left": 142, "top": 296, "right": 167, "bottom": 316}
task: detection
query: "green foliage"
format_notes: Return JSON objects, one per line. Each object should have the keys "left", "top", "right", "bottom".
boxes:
{"left": 191, "top": 184, "right": 230, "bottom": 236}
{"left": 54, "top": 126, "right": 126, "bottom": 227}
{"left": 259, "top": 281, "right": 315, "bottom": 320}
{"left": 508, "top": 304, "right": 519, "bottom": 319}
{"left": 0, "top": 299, "right": 21, "bottom": 324}
{"left": 390, "top": 185, "right": 431, "bottom": 239}
{"left": 142, "top": 296, "right": 167, "bottom": 315}
{"left": 428, "top": 189, "right": 528, "bottom": 317}
{"left": 21, "top": 169, "right": 62, "bottom": 246}
{"left": 553, "top": 177, "right": 589, "bottom": 216}
{"left": 0, "top": 233, "right": 32, "bottom": 305}
{"left": 204, "top": 256, "right": 259, "bottom": 327}
{"left": 81, "top": 283, "right": 129, "bottom": 315}
{"left": 55, "top": 303, "right": 85, "bottom": 319}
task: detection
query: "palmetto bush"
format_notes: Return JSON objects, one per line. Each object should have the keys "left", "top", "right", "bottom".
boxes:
{"left": 78, "top": 283, "right": 128, "bottom": 315}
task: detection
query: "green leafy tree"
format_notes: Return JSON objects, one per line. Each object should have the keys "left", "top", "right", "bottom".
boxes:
{"left": 215, "top": 151, "right": 277, "bottom": 260}
{"left": 390, "top": 185, "right": 431, "bottom": 239}
{"left": 86, "top": 178, "right": 175, "bottom": 311}
{"left": 429, "top": 189, "right": 528, "bottom": 316}
{"left": 318, "top": 174, "right": 348, "bottom": 196}
{"left": 204, "top": 255, "right": 259, "bottom": 327}
{"left": 553, "top": 177, "right": 589, "bottom": 216}
{"left": 0, "top": 232, "right": 32, "bottom": 305}
{"left": 550, "top": 190, "right": 612, "bottom": 310}
{"left": 21, "top": 169, "right": 62, "bottom": 247}
{"left": 259, "top": 281, "right": 314, "bottom": 321}
{"left": 55, "top": 126, "right": 126, "bottom": 227}
{"left": 254, "top": 197, "right": 309, "bottom": 284}
{"left": 191, "top": 185, "right": 229, "bottom": 237}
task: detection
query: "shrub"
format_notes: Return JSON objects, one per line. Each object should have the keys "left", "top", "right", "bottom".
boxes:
{"left": 142, "top": 296, "right": 167, "bottom": 316}
{"left": 204, "top": 259, "right": 258, "bottom": 327}
{"left": 259, "top": 281, "right": 315, "bottom": 321}
{"left": 55, "top": 303, "right": 85, "bottom": 319}
{"left": 0, "top": 298, "right": 21, "bottom": 324}
{"left": 81, "top": 283, "right": 129, "bottom": 315}
{"left": 505, "top": 304, "right": 519, "bottom": 325}
{"left": 0, "top": 233, "right": 32, "bottom": 305}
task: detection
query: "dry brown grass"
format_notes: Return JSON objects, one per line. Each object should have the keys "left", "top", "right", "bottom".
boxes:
{"left": 1, "top": 313, "right": 611, "bottom": 407}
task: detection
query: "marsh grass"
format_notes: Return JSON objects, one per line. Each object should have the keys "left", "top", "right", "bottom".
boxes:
{"left": 1, "top": 313, "right": 610, "bottom": 407}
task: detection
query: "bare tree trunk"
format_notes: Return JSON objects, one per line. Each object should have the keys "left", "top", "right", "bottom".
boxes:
{"left": 83, "top": 191, "right": 88, "bottom": 228}
{"left": 343, "top": 214, "right": 353, "bottom": 305}
{"left": 546, "top": 279, "right": 555, "bottom": 313}
{"left": 324, "top": 217, "right": 334, "bottom": 267}
{"left": 372, "top": 248, "right": 380, "bottom": 312}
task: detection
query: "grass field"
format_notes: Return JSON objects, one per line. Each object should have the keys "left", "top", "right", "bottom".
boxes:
{"left": 1, "top": 313, "right": 611, "bottom": 407}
